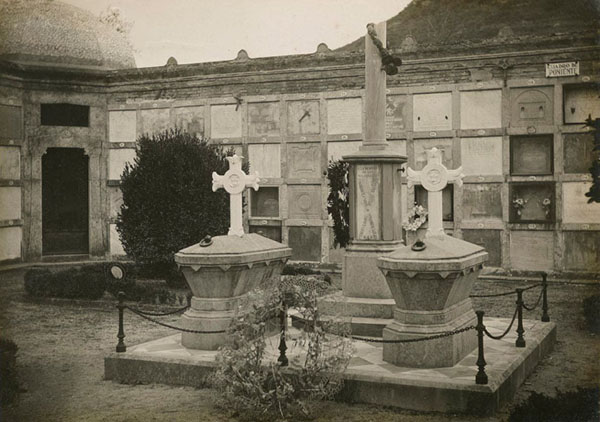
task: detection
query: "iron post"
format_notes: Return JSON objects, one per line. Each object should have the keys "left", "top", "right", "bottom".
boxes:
{"left": 277, "top": 299, "right": 288, "bottom": 367}
{"left": 475, "top": 310, "right": 488, "bottom": 385}
{"left": 515, "top": 288, "right": 526, "bottom": 348}
{"left": 541, "top": 272, "right": 550, "bottom": 322}
{"left": 116, "top": 291, "right": 126, "bottom": 353}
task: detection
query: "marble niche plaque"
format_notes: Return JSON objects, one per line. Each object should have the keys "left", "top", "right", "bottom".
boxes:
{"left": 140, "top": 108, "right": 171, "bottom": 136}
{"left": 509, "top": 183, "right": 555, "bottom": 223}
{"left": 510, "top": 231, "right": 554, "bottom": 272}
{"left": 108, "top": 149, "right": 136, "bottom": 180}
{"left": 249, "top": 225, "right": 282, "bottom": 243}
{"left": 563, "top": 231, "right": 600, "bottom": 272}
{"left": 288, "top": 185, "right": 321, "bottom": 220}
{"left": 287, "top": 100, "right": 320, "bottom": 135}
{"left": 0, "top": 104, "right": 22, "bottom": 140}
{"left": 327, "top": 98, "right": 362, "bottom": 135}
{"left": 460, "top": 90, "right": 502, "bottom": 129}
{"left": 510, "top": 135, "right": 553, "bottom": 175}
{"left": 287, "top": 144, "right": 321, "bottom": 179}
{"left": 385, "top": 95, "right": 408, "bottom": 132}
{"left": 462, "top": 229, "right": 502, "bottom": 267}
{"left": 251, "top": 187, "right": 279, "bottom": 217}
{"left": 0, "top": 146, "right": 20, "bottom": 179}
{"left": 414, "top": 138, "right": 453, "bottom": 170}
{"left": 173, "top": 106, "right": 204, "bottom": 138}
{"left": 462, "top": 183, "right": 502, "bottom": 221}
{"left": 413, "top": 92, "right": 452, "bottom": 132}
{"left": 248, "top": 102, "right": 280, "bottom": 137}
{"left": 510, "top": 87, "right": 553, "bottom": 127}
{"left": 0, "top": 226, "right": 21, "bottom": 261}
{"left": 109, "top": 110, "right": 137, "bottom": 142}
{"left": 562, "top": 182, "right": 600, "bottom": 224}
{"left": 210, "top": 104, "right": 242, "bottom": 138}
{"left": 110, "top": 224, "right": 126, "bottom": 255}
{"left": 327, "top": 141, "right": 361, "bottom": 162}
{"left": 460, "top": 137, "right": 503, "bottom": 176}
{"left": 564, "top": 133, "right": 597, "bottom": 174}
{"left": 288, "top": 226, "right": 321, "bottom": 262}
{"left": 109, "top": 187, "right": 123, "bottom": 219}
{"left": 563, "top": 85, "right": 600, "bottom": 124}
{"left": 355, "top": 164, "right": 381, "bottom": 240}
{"left": 0, "top": 187, "right": 21, "bottom": 220}
{"left": 248, "top": 144, "right": 281, "bottom": 178}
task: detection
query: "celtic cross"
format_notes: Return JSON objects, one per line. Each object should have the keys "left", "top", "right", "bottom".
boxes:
{"left": 212, "top": 154, "right": 259, "bottom": 237}
{"left": 406, "top": 148, "right": 464, "bottom": 238}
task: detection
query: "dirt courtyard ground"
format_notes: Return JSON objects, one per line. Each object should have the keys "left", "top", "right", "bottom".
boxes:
{"left": 0, "top": 268, "right": 598, "bottom": 422}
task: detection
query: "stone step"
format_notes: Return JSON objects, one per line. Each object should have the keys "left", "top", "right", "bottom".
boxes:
{"left": 289, "top": 309, "right": 392, "bottom": 338}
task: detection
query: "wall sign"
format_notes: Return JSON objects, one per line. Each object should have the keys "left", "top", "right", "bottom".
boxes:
{"left": 545, "top": 62, "right": 579, "bottom": 78}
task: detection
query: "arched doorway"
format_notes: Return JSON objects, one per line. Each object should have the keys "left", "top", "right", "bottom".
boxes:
{"left": 42, "top": 148, "right": 89, "bottom": 255}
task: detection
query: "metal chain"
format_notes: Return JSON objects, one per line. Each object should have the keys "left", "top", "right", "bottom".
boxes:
{"left": 523, "top": 288, "right": 544, "bottom": 311}
{"left": 125, "top": 306, "right": 227, "bottom": 334}
{"left": 323, "top": 325, "right": 476, "bottom": 344}
{"left": 470, "top": 282, "right": 542, "bottom": 298}
{"left": 521, "top": 283, "right": 543, "bottom": 292}
{"left": 124, "top": 304, "right": 190, "bottom": 317}
{"left": 483, "top": 306, "right": 518, "bottom": 340}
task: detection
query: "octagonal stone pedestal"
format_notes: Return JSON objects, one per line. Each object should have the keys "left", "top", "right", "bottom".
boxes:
{"left": 377, "top": 235, "right": 488, "bottom": 368}
{"left": 174, "top": 233, "right": 291, "bottom": 350}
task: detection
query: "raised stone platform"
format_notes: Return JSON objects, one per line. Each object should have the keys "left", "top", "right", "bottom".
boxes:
{"left": 105, "top": 318, "right": 556, "bottom": 415}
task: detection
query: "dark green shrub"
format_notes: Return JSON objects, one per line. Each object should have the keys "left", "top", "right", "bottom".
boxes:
{"left": 116, "top": 129, "right": 243, "bottom": 276}
{"left": 582, "top": 294, "right": 600, "bottom": 333}
{"left": 509, "top": 387, "right": 599, "bottom": 422}
{"left": 24, "top": 266, "right": 105, "bottom": 300}
{"left": 0, "top": 337, "right": 19, "bottom": 406}
{"left": 327, "top": 159, "right": 350, "bottom": 248}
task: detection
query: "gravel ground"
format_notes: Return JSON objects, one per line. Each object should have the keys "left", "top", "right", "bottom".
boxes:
{"left": 0, "top": 268, "right": 598, "bottom": 422}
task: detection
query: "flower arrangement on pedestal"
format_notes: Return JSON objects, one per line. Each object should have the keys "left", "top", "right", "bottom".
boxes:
{"left": 403, "top": 203, "right": 428, "bottom": 251}
{"left": 512, "top": 197, "right": 528, "bottom": 217}
{"left": 541, "top": 197, "right": 552, "bottom": 218}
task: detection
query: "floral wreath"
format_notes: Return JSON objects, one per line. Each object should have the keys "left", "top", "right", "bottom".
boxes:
{"left": 403, "top": 203, "right": 428, "bottom": 232}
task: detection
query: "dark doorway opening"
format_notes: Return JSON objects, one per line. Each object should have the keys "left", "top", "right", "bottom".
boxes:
{"left": 42, "top": 148, "right": 89, "bottom": 255}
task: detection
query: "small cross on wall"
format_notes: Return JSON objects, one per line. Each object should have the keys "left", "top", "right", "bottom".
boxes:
{"left": 212, "top": 154, "right": 260, "bottom": 237}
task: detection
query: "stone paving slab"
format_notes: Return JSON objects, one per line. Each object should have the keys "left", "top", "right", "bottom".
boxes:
{"left": 105, "top": 317, "right": 556, "bottom": 415}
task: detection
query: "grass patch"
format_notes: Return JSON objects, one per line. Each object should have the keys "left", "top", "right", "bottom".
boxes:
{"left": 509, "top": 387, "right": 599, "bottom": 422}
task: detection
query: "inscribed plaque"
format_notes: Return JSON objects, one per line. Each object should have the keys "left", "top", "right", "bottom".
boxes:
{"left": 462, "top": 229, "right": 501, "bottom": 267}
{"left": 0, "top": 105, "right": 21, "bottom": 140}
{"left": 509, "top": 183, "right": 554, "bottom": 223}
{"left": 287, "top": 144, "right": 321, "bottom": 178}
{"left": 288, "top": 185, "right": 321, "bottom": 219}
{"left": 413, "top": 92, "right": 452, "bottom": 131}
{"left": 248, "top": 144, "right": 281, "bottom": 178}
{"left": 563, "top": 85, "right": 600, "bottom": 124}
{"left": 249, "top": 225, "right": 282, "bottom": 242}
{"left": 108, "top": 149, "right": 136, "bottom": 180}
{"left": 510, "top": 231, "right": 554, "bottom": 272}
{"left": 109, "top": 110, "right": 137, "bottom": 142}
{"left": 109, "top": 224, "right": 126, "bottom": 255}
{"left": 460, "top": 90, "right": 502, "bottom": 129}
{"left": 327, "top": 98, "right": 362, "bottom": 135}
{"left": 389, "top": 140, "right": 407, "bottom": 157}
{"left": 0, "top": 187, "right": 21, "bottom": 220}
{"left": 462, "top": 184, "right": 502, "bottom": 221}
{"left": 510, "top": 87, "right": 553, "bottom": 126}
{"left": 251, "top": 187, "right": 279, "bottom": 217}
{"left": 355, "top": 164, "right": 381, "bottom": 240}
{"left": 460, "top": 137, "right": 503, "bottom": 176}
{"left": 0, "top": 226, "right": 21, "bottom": 261}
{"left": 248, "top": 102, "right": 280, "bottom": 137}
{"left": 210, "top": 104, "right": 242, "bottom": 138}
{"left": 327, "top": 141, "right": 361, "bottom": 162}
{"left": 562, "top": 182, "right": 600, "bottom": 224}
{"left": 414, "top": 139, "right": 453, "bottom": 170}
{"left": 386, "top": 95, "right": 408, "bottom": 132}
{"left": 564, "top": 133, "right": 597, "bottom": 174}
{"left": 288, "top": 226, "right": 321, "bottom": 262}
{"left": 0, "top": 146, "right": 20, "bottom": 179}
{"left": 173, "top": 106, "right": 204, "bottom": 138}
{"left": 287, "top": 100, "right": 320, "bottom": 135}
{"left": 563, "top": 231, "right": 600, "bottom": 271}
{"left": 109, "top": 187, "right": 123, "bottom": 219}
{"left": 140, "top": 108, "right": 170, "bottom": 136}
{"left": 510, "top": 135, "right": 553, "bottom": 175}
{"left": 415, "top": 185, "right": 453, "bottom": 221}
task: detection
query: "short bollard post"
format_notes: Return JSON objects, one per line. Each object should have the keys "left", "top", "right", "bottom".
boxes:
{"left": 116, "top": 291, "right": 126, "bottom": 353}
{"left": 515, "top": 288, "right": 526, "bottom": 348}
{"left": 475, "top": 310, "right": 488, "bottom": 385}
{"left": 541, "top": 272, "right": 550, "bottom": 322}
{"left": 277, "top": 300, "right": 288, "bottom": 367}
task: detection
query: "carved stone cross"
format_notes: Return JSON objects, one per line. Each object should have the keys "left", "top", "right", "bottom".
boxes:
{"left": 406, "top": 148, "right": 464, "bottom": 238}
{"left": 212, "top": 154, "right": 259, "bottom": 237}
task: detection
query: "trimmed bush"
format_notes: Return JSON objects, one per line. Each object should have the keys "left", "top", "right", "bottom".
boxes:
{"left": 117, "top": 129, "right": 244, "bottom": 277}
{"left": 509, "top": 387, "right": 599, "bottom": 421}
{"left": 24, "top": 266, "right": 105, "bottom": 300}
{"left": 326, "top": 159, "right": 350, "bottom": 248}
{"left": 0, "top": 337, "right": 19, "bottom": 406}
{"left": 582, "top": 294, "right": 600, "bottom": 333}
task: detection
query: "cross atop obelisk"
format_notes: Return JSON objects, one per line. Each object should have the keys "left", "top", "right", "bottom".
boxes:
{"left": 212, "top": 154, "right": 259, "bottom": 237}
{"left": 406, "top": 148, "right": 464, "bottom": 238}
